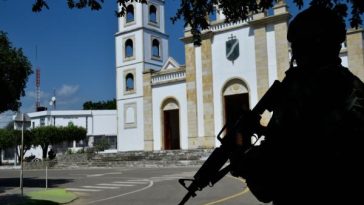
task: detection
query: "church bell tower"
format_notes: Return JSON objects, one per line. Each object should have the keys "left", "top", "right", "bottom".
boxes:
{"left": 115, "top": 0, "right": 169, "bottom": 151}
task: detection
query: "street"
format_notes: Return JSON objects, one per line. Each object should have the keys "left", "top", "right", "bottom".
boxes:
{"left": 0, "top": 167, "right": 268, "bottom": 205}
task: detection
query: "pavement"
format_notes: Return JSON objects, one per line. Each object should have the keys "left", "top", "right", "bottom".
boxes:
{"left": 0, "top": 167, "right": 269, "bottom": 205}
{"left": 0, "top": 167, "right": 72, "bottom": 204}
{"left": 0, "top": 187, "right": 46, "bottom": 205}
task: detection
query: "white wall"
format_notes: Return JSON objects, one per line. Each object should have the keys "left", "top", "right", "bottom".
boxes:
{"left": 27, "top": 110, "right": 117, "bottom": 136}
{"left": 116, "top": 60, "right": 145, "bottom": 151}
{"left": 27, "top": 111, "right": 90, "bottom": 129}
{"left": 91, "top": 111, "right": 117, "bottom": 136}
{"left": 142, "top": 1, "right": 166, "bottom": 33}
{"left": 53, "top": 116, "right": 87, "bottom": 128}
{"left": 19, "top": 110, "right": 117, "bottom": 159}
{"left": 143, "top": 31, "right": 169, "bottom": 67}
{"left": 152, "top": 81, "right": 188, "bottom": 150}
{"left": 116, "top": 63, "right": 144, "bottom": 100}
{"left": 211, "top": 27, "right": 258, "bottom": 143}
{"left": 115, "top": 0, "right": 170, "bottom": 152}
{"left": 117, "top": 3, "right": 144, "bottom": 33}
{"left": 340, "top": 54, "right": 348, "bottom": 67}
{"left": 117, "top": 98, "right": 144, "bottom": 151}
{"left": 115, "top": 30, "right": 144, "bottom": 68}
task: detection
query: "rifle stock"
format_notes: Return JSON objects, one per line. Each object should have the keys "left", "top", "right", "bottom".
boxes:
{"left": 178, "top": 80, "right": 281, "bottom": 205}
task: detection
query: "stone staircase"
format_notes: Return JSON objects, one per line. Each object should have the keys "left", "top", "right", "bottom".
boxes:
{"left": 53, "top": 149, "right": 214, "bottom": 169}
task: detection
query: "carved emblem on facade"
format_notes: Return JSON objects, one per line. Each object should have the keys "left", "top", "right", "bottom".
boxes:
{"left": 226, "top": 34, "right": 239, "bottom": 62}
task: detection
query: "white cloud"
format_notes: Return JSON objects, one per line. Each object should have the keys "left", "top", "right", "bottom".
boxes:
{"left": 57, "top": 84, "right": 79, "bottom": 97}
{"left": 52, "top": 84, "right": 81, "bottom": 109}
{"left": 20, "top": 84, "right": 82, "bottom": 111}
{"left": 23, "top": 90, "right": 50, "bottom": 112}
{"left": 57, "top": 97, "right": 81, "bottom": 106}
{"left": 26, "top": 90, "right": 50, "bottom": 99}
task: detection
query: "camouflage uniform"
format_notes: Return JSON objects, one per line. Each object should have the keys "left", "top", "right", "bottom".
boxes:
{"left": 238, "top": 64, "right": 364, "bottom": 204}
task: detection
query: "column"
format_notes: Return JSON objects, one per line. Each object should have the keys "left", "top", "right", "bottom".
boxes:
{"left": 143, "top": 70, "right": 153, "bottom": 150}
{"left": 201, "top": 36, "right": 215, "bottom": 148}
{"left": 347, "top": 28, "right": 364, "bottom": 82}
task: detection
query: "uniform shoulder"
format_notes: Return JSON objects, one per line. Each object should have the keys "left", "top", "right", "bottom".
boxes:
{"left": 339, "top": 66, "right": 364, "bottom": 89}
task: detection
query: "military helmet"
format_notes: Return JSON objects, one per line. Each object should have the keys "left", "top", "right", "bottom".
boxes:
{"left": 287, "top": 6, "right": 346, "bottom": 45}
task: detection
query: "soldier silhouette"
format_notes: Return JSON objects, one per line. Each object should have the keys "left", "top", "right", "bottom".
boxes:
{"left": 230, "top": 5, "right": 364, "bottom": 205}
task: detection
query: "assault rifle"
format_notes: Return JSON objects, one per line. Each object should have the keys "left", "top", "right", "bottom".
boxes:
{"left": 178, "top": 80, "right": 281, "bottom": 205}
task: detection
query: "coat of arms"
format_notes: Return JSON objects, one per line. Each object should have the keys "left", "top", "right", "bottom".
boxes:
{"left": 226, "top": 34, "right": 239, "bottom": 62}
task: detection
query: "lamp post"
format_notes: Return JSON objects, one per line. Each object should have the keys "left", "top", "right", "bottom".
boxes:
{"left": 14, "top": 112, "right": 31, "bottom": 196}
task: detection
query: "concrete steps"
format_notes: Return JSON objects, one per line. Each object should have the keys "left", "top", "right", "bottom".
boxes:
{"left": 53, "top": 149, "right": 213, "bottom": 169}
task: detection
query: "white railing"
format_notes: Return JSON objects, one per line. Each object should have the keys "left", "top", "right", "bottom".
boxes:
{"left": 151, "top": 70, "right": 186, "bottom": 85}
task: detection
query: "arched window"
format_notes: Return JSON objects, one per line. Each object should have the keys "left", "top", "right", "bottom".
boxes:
{"left": 125, "top": 39, "right": 133, "bottom": 58}
{"left": 125, "top": 73, "right": 134, "bottom": 91}
{"left": 126, "top": 5, "right": 134, "bottom": 23}
{"left": 152, "top": 39, "right": 160, "bottom": 57}
{"left": 149, "top": 5, "right": 157, "bottom": 23}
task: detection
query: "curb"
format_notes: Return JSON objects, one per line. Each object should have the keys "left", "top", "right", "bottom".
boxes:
{"left": 0, "top": 166, "right": 20, "bottom": 170}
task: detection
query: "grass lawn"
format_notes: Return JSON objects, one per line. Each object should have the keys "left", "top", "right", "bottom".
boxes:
{"left": 21, "top": 188, "right": 77, "bottom": 204}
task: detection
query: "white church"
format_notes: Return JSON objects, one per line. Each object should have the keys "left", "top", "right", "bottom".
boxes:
{"left": 115, "top": 0, "right": 364, "bottom": 152}
{"left": 5, "top": 0, "right": 363, "bottom": 161}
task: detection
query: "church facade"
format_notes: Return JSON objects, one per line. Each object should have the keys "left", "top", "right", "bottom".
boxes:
{"left": 116, "top": 0, "right": 364, "bottom": 151}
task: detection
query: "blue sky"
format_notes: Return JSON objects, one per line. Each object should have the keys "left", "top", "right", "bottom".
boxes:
{"left": 0, "top": 0, "right": 345, "bottom": 127}
{"left": 0, "top": 0, "right": 187, "bottom": 126}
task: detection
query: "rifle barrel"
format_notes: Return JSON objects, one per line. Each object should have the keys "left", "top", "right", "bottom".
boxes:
{"left": 178, "top": 183, "right": 198, "bottom": 205}
{"left": 177, "top": 80, "right": 281, "bottom": 204}
{"left": 178, "top": 191, "right": 194, "bottom": 205}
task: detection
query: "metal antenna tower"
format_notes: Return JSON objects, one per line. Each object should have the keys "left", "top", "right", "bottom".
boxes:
{"left": 35, "top": 46, "right": 41, "bottom": 111}
{"left": 36, "top": 69, "right": 41, "bottom": 110}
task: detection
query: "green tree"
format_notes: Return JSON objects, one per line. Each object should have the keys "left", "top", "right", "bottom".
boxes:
{"left": 0, "top": 128, "right": 32, "bottom": 164}
{"left": 62, "top": 125, "right": 87, "bottom": 143}
{"left": 83, "top": 99, "right": 116, "bottom": 110}
{"left": 31, "top": 125, "right": 86, "bottom": 159}
{"left": 2, "top": 121, "right": 32, "bottom": 164}
{"left": 0, "top": 129, "right": 13, "bottom": 149}
{"left": 31, "top": 0, "right": 364, "bottom": 45}
{"left": 0, "top": 32, "right": 33, "bottom": 113}
{"left": 31, "top": 126, "right": 59, "bottom": 159}
{"left": 14, "top": 130, "right": 33, "bottom": 163}
{"left": 0, "top": 129, "right": 13, "bottom": 165}
{"left": 172, "top": 0, "right": 364, "bottom": 44}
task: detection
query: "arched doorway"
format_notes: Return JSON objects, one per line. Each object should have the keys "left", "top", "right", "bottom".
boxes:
{"left": 161, "top": 98, "right": 180, "bottom": 150}
{"left": 222, "top": 79, "right": 250, "bottom": 132}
